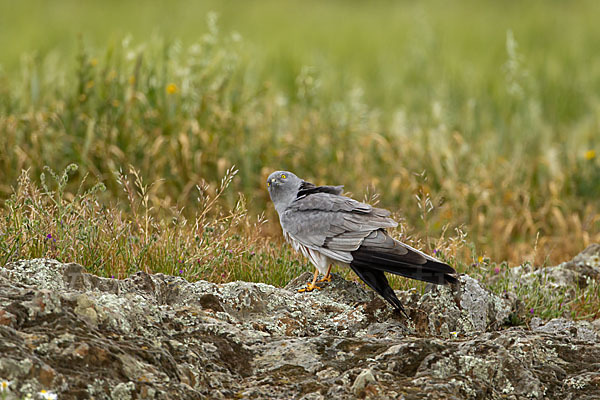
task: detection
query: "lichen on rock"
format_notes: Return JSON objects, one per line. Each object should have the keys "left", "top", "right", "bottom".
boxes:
{"left": 0, "top": 252, "right": 599, "bottom": 399}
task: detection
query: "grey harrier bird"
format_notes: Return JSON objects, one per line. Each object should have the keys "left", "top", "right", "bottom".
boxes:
{"left": 267, "top": 171, "right": 457, "bottom": 316}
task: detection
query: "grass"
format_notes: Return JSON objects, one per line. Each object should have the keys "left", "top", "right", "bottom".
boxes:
{"left": 1, "top": 165, "right": 304, "bottom": 286}
{"left": 1, "top": 1, "right": 599, "bottom": 320}
{"left": 2, "top": 164, "right": 597, "bottom": 322}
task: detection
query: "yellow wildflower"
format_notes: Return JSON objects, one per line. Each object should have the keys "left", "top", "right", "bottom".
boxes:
{"left": 107, "top": 70, "right": 117, "bottom": 81}
{"left": 584, "top": 150, "right": 596, "bottom": 160}
{"left": 477, "top": 256, "right": 484, "bottom": 263}
{"left": 86, "top": 80, "right": 94, "bottom": 90}
{"left": 90, "top": 58, "right": 98, "bottom": 67}
{"left": 129, "top": 75, "right": 136, "bottom": 85}
{"left": 166, "top": 83, "right": 178, "bottom": 95}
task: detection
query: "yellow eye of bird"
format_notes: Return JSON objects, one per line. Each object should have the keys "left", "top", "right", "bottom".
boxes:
{"left": 281, "top": 174, "right": 287, "bottom": 179}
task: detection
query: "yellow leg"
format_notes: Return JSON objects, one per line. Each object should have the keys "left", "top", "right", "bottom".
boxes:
{"left": 298, "top": 269, "right": 321, "bottom": 292}
{"left": 317, "top": 264, "right": 332, "bottom": 283}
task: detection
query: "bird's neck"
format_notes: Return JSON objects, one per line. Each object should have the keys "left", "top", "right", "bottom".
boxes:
{"left": 274, "top": 201, "right": 290, "bottom": 216}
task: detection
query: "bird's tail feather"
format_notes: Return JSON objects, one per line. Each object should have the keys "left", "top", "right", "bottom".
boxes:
{"left": 351, "top": 249, "right": 457, "bottom": 285}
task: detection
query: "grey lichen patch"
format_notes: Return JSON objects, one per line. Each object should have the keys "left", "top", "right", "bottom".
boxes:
{"left": 94, "top": 292, "right": 163, "bottom": 335}
{"left": 563, "top": 372, "right": 600, "bottom": 395}
{"left": 414, "top": 274, "right": 511, "bottom": 337}
{"left": 110, "top": 381, "right": 136, "bottom": 400}
{"left": 458, "top": 276, "right": 491, "bottom": 331}
{"left": 22, "top": 289, "right": 63, "bottom": 319}
{"left": 457, "top": 275, "right": 511, "bottom": 333}
{"left": 532, "top": 318, "right": 598, "bottom": 343}
{"left": 1, "top": 259, "right": 67, "bottom": 291}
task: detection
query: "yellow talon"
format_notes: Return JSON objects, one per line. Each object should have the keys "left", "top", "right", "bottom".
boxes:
{"left": 317, "top": 265, "right": 333, "bottom": 284}
{"left": 298, "top": 282, "right": 321, "bottom": 292}
{"left": 298, "top": 267, "right": 332, "bottom": 292}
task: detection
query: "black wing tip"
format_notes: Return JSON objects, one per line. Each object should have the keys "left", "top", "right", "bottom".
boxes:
{"left": 393, "top": 307, "right": 410, "bottom": 319}
{"left": 423, "top": 259, "right": 459, "bottom": 285}
{"left": 349, "top": 264, "right": 411, "bottom": 317}
{"left": 389, "top": 297, "right": 409, "bottom": 318}
{"left": 381, "top": 287, "right": 409, "bottom": 317}
{"left": 351, "top": 255, "right": 458, "bottom": 285}
{"left": 443, "top": 273, "right": 459, "bottom": 285}
{"left": 428, "top": 260, "right": 456, "bottom": 274}
{"left": 424, "top": 262, "right": 458, "bottom": 285}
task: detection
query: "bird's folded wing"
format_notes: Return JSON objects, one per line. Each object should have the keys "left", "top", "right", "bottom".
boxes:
{"left": 281, "top": 192, "right": 397, "bottom": 263}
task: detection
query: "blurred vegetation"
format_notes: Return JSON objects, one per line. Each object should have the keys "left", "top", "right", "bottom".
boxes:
{"left": 0, "top": 0, "right": 599, "bottom": 315}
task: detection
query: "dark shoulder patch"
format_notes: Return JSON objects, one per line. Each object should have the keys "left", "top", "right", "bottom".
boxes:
{"left": 297, "top": 181, "right": 344, "bottom": 198}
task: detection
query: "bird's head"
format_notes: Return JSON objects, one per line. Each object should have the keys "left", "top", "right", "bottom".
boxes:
{"left": 266, "top": 171, "right": 302, "bottom": 212}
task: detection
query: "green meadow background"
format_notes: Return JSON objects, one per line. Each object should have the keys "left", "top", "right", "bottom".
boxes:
{"left": 1, "top": 0, "right": 600, "bottom": 313}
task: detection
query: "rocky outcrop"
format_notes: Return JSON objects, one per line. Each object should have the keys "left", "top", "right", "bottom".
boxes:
{"left": 0, "top": 249, "right": 599, "bottom": 399}
{"left": 508, "top": 243, "right": 600, "bottom": 295}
